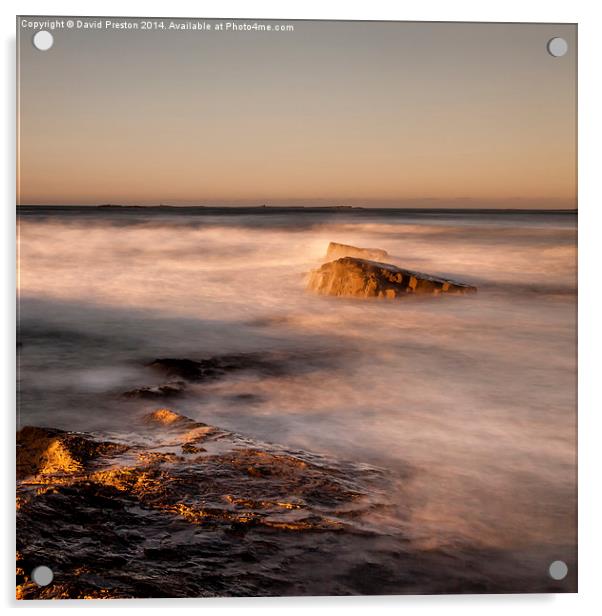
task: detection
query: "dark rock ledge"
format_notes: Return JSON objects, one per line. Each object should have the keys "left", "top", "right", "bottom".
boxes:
{"left": 16, "top": 409, "right": 389, "bottom": 599}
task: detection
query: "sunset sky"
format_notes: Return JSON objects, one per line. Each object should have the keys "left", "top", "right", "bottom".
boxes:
{"left": 17, "top": 19, "right": 576, "bottom": 207}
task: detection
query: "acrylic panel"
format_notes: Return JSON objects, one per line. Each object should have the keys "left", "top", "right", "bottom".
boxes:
{"left": 16, "top": 16, "right": 577, "bottom": 599}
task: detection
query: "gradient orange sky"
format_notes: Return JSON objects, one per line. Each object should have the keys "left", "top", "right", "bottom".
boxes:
{"left": 17, "top": 19, "right": 576, "bottom": 207}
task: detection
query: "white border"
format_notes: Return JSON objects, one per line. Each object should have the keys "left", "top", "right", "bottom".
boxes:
{"left": 3, "top": 1, "right": 601, "bottom": 613}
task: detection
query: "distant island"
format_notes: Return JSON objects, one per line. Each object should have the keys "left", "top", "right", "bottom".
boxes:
{"left": 96, "top": 204, "right": 362, "bottom": 210}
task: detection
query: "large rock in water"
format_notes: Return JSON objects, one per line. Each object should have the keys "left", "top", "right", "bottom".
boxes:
{"left": 326, "top": 242, "right": 388, "bottom": 261}
{"left": 307, "top": 257, "right": 477, "bottom": 298}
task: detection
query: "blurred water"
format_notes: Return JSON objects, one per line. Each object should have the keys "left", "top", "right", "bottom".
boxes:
{"left": 16, "top": 207, "right": 577, "bottom": 577}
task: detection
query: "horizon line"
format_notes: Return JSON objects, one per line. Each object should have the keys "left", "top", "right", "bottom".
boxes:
{"left": 16, "top": 203, "right": 578, "bottom": 212}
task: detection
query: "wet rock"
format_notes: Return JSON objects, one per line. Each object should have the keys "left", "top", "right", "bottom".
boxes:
{"left": 326, "top": 242, "right": 389, "bottom": 261}
{"left": 17, "top": 409, "right": 390, "bottom": 599}
{"left": 181, "top": 443, "right": 206, "bottom": 454}
{"left": 16, "top": 408, "right": 565, "bottom": 598}
{"left": 122, "top": 380, "right": 187, "bottom": 400}
{"left": 121, "top": 353, "right": 294, "bottom": 403}
{"left": 143, "top": 407, "right": 204, "bottom": 428}
{"left": 16, "top": 426, "right": 128, "bottom": 480}
{"left": 148, "top": 353, "right": 285, "bottom": 383}
{"left": 307, "top": 257, "right": 477, "bottom": 299}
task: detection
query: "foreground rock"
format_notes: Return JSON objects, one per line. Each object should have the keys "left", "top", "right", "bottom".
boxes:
{"left": 16, "top": 426, "right": 128, "bottom": 480}
{"left": 16, "top": 409, "right": 390, "bottom": 599}
{"left": 326, "top": 242, "right": 388, "bottom": 261}
{"left": 16, "top": 408, "right": 568, "bottom": 597}
{"left": 308, "top": 257, "right": 477, "bottom": 298}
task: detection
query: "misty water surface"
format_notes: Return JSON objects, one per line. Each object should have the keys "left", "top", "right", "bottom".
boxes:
{"left": 17, "top": 207, "right": 577, "bottom": 588}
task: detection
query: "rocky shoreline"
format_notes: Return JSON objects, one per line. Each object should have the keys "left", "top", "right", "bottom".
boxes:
{"left": 17, "top": 408, "right": 394, "bottom": 599}
{"left": 16, "top": 403, "right": 572, "bottom": 598}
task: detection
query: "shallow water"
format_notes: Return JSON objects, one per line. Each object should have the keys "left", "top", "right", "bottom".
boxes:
{"left": 17, "top": 207, "right": 577, "bottom": 592}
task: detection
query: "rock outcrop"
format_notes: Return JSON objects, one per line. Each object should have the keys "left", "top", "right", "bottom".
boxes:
{"left": 122, "top": 381, "right": 187, "bottom": 400}
{"left": 326, "top": 242, "right": 389, "bottom": 261}
{"left": 307, "top": 257, "right": 477, "bottom": 299}
{"left": 148, "top": 354, "right": 286, "bottom": 382}
{"left": 16, "top": 411, "right": 562, "bottom": 598}
{"left": 16, "top": 426, "right": 128, "bottom": 480}
{"left": 121, "top": 353, "right": 291, "bottom": 401}
{"left": 16, "top": 410, "right": 390, "bottom": 599}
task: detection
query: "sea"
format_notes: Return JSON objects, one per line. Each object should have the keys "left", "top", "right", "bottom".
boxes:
{"left": 16, "top": 205, "right": 577, "bottom": 592}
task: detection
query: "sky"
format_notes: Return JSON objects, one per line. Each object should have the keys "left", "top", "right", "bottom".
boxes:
{"left": 17, "top": 18, "right": 576, "bottom": 208}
